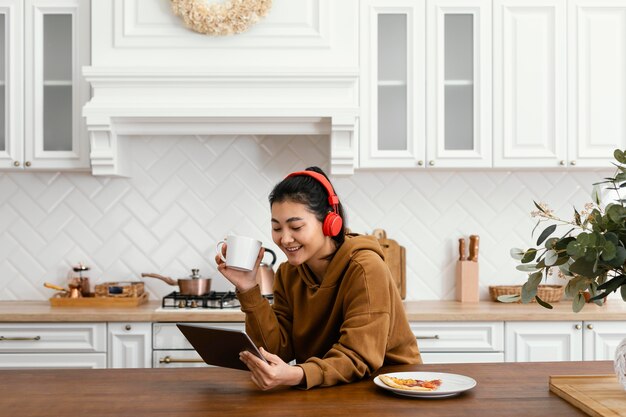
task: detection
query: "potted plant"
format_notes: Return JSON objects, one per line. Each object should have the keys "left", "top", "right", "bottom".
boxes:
{"left": 509, "top": 149, "right": 626, "bottom": 389}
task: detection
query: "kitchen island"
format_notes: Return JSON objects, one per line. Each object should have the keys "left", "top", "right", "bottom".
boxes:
{"left": 0, "top": 361, "right": 618, "bottom": 417}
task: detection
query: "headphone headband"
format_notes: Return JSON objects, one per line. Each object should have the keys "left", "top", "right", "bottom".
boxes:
{"left": 286, "top": 171, "right": 339, "bottom": 208}
{"left": 285, "top": 170, "right": 343, "bottom": 237}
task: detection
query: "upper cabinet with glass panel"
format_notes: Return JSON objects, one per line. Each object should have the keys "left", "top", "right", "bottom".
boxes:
{"left": 0, "top": 0, "right": 90, "bottom": 171}
{"left": 360, "top": 0, "right": 490, "bottom": 169}
{"left": 425, "top": 0, "right": 492, "bottom": 168}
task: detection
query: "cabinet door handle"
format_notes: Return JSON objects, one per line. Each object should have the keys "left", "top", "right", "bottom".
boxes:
{"left": 159, "top": 356, "right": 204, "bottom": 364}
{"left": 415, "top": 335, "right": 440, "bottom": 340}
{"left": 12, "top": 161, "right": 20, "bottom": 167}
{"left": 575, "top": 324, "right": 582, "bottom": 330}
{"left": 587, "top": 324, "right": 593, "bottom": 330}
{"left": 0, "top": 336, "right": 41, "bottom": 341}
{"left": 25, "top": 161, "right": 32, "bottom": 167}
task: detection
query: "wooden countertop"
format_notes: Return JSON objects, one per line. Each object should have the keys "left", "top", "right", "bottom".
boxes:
{"left": 0, "top": 299, "right": 625, "bottom": 322}
{"left": 0, "top": 361, "right": 615, "bottom": 417}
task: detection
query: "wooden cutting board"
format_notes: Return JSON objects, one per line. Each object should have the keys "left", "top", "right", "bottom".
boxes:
{"left": 549, "top": 374, "right": 626, "bottom": 417}
{"left": 49, "top": 292, "right": 149, "bottom": 307}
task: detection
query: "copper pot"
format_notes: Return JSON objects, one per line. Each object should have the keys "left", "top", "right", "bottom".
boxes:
{"left": 141, "top": 269, "right": 211, "bottom": 296}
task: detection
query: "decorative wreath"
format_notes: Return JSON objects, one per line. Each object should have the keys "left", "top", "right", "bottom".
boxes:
{"left": 171, "top": 0, "right": 272, "bottom": 36}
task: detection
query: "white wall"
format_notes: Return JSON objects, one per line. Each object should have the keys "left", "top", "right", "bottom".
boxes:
{"left": 0, "top": 134, "right": 609, "bottom": 301}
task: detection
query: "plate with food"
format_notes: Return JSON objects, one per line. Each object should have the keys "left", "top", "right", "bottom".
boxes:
{"left": 373, "top": 372, "right": 477, "bottom": 398}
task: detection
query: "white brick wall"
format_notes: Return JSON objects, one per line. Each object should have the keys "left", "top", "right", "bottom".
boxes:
{"left": 0, "top": 135, "right": 609, "bottom": 301}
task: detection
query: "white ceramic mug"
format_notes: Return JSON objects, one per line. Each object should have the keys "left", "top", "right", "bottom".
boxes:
{"left": 216, "top": 234, "right": 262, "bottom": 271}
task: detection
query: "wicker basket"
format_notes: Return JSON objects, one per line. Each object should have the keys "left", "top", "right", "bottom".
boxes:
{"left": 95, "top": 281, "right": 144, "bottom": 298}
{"left": 489, "top": 284, "right": 564, "bottom": 303}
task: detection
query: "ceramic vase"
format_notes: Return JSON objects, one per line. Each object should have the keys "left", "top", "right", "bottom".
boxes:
{"left": 616, "top": 337, "right": 626, "bottom": 390}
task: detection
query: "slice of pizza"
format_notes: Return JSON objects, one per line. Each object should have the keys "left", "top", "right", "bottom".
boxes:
{"left": 378, "top": 374, "right": 442, "bottom": 392}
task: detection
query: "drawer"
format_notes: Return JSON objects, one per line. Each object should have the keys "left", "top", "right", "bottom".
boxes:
{"left": 153, "top": 322, "right": 244, "bottom": 349}
{"left": 410, "top": 321, "right": 504, "bottom": 352}
{"left": 153, "top": 350, "right": 207, "bottom": 368}
{"left": 421, "top": 352, "right": 504, "bottom": 364}
{"left": 0, "top": 353, "right": 107, "bottom": 369}
{"left": 0, "top": 323, "right": 106, "bottom": 353}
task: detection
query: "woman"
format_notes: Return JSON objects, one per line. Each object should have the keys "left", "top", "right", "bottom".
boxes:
{"left": 215, "top": 167, "right": 421, "bottom": 390}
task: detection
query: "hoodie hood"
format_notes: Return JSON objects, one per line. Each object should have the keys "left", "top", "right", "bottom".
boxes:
{"left": 296, "top": 234, "right": 384, "bottom": 289}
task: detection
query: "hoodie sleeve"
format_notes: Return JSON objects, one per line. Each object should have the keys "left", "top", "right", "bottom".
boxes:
{"left": 297, "top": 256, "right": 394, "bottom": 389}
{"left": 236, "top": 267, "right": 295, "bottom": 362}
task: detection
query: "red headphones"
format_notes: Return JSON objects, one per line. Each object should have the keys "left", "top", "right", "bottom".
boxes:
{"left": 286, "top": 171, "right": 343, "bottom": 237}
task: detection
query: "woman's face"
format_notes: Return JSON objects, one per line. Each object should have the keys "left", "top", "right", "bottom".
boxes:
{"left": 271, "top": 200, "right": 330, "bottom": 266}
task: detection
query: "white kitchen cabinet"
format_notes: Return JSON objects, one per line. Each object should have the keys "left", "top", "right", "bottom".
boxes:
{"left": 153, "top": 322, "right": 245, "bottom": 368}
{"left": 0, "top": 323, "right": 107, "bottom": 369}
{"left": 582, "top": 321, "right": 626, "bottom": 361}
{"left": 425, "top": 0, "right": 492, "bottom": 168}
{"left": 505, "top": 321, "right": 582, "bottom": 362}
{"left": 108, "top": 322, "right": 152, "bottom": 368}
{"left": 505, "top": 321, "right": 626, "bottom": 362}
{"left": 568, "top": 0, "right": 626, "bottom": 167}
{"left": 493, "top": 0, "right": 567, "bottom": 168}
{"left": 0, "top": 0, "right": 90, "bottom": 171}
{"left": 360, "top": 0, "right": 426, "bottom": 168}
{"left": 360, "top": 0, "right": 491, "bottom": 169}
{"left": 411, "top": 321, "right": 504, "bottom": 364}
{"left": 494, "top": 0, "right": 626, "bottom": 168}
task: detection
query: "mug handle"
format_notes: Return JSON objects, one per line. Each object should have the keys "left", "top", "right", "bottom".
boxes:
{"left": 216, "top": 241, "right": 227, "bottom": 262}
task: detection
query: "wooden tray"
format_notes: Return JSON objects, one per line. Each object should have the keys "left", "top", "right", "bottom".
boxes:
{"left": 49, "top": 292, "right": 149, "bottom": 308}
{"left": 549, "top": 374, "right": 626, "bottom": 417}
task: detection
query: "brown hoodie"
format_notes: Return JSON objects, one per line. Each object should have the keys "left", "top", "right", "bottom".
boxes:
{"left": 236, "top": 234, "right": 422, "bottom": 389}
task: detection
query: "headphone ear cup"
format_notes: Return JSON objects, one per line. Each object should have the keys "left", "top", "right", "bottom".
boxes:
{"left": 323, "top": 212, "right": 343, "bottom": 237}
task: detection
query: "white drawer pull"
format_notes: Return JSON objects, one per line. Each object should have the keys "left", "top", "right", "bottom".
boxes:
{"left": 415, "top": 335, "right": 440, "bottom": 340}
{"left": 0, "top": 336, "right": 41, "bottom": 341}
{"left": 159, "top": 356, "right": 204, "bottom": 364}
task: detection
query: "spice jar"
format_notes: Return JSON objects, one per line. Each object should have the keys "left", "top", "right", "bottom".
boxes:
{"left": 69, "top": 263, "right": 90, "bottom": 297}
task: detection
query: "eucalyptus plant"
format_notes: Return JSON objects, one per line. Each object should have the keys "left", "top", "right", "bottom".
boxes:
{"left": 509, "top": 149, "right": 626, "bottom": 312}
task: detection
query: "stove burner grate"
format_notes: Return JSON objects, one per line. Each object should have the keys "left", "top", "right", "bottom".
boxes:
{"left": 161, "top": 291, "right": 240, "bottom": 309}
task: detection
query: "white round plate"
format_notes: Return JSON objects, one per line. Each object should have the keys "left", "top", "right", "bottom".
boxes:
{"left": 373, "top": 372, "right": 477, "bottom": 399}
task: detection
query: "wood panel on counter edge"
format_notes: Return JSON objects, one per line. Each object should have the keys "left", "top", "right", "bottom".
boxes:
{"left": 1, "top": 300, "right": 625, "bottom": 322}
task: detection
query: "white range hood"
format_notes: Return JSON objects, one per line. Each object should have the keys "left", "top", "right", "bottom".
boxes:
{"left": 82, "top": 67, "right": 359, "bottom": 177}
{"left": 83, "top": 0, "right": 360, "bottom": 177}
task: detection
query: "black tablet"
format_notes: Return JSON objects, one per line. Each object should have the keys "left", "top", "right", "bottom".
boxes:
{"left": 176, "top": 323, "right": 268, "bottom": 371}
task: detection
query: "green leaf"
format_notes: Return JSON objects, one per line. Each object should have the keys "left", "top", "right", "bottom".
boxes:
{"left": 544, "top": 250, "right": 558, "bottom": 266}
{"left": 572, "top": 293, "right": 586, "bottom": 313}
{"left": 537, "top": 224, "right": 557, "bottom": 246}
{"left": 614, "top": 149, "right": 626, "bottom": 164}
{"left": 497, "top": 294, "right": 521, "bottom": 303}
{"left": 565, "top": 276, "right": 587, "bottom": 298}
{"left": 521, "top": 272, "right": 543, "bottom": 303}
{"left": 569, "top": 258, "right": 600, "bottom": 278}
{"left": 596, "top": 274, "right": 626, "bottom": 293}
{"left": 516, "top": 264, "right": 541, "bottom": 272}
{"left": 555, "top": 237, "right": 576, "bottom": 251}
{"left": 609, "top": 246, "right": 626, "bottom": 267}
{"left": 510, "top": 248, "right": 525, "bottom": 260}
{"left": 521, "top": 248, "right": 538, "bottom": 264}
{"left": 621, "top": 284, "right": 626, "bottom": 302}
{"left": 544, "top": 237, "right": 559, "bottom": 249}
{"left": 574, "top": 207, "right": 582, "bottom": 226}
{"left": 533, "top": 200, "right": 547, "bottom": 214}
{"left": 535, "top": 295, "right": 554, "bottom": 309}
{"left": 601, "top": 241, "right": 616, "bottom": 261}
{"left": 591, "top": 185, "right": 602, "bottom": 205}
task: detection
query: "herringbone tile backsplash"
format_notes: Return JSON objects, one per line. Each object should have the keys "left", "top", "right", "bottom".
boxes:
{"left": 0, "top": 135, "right": 611, "bottom": 301}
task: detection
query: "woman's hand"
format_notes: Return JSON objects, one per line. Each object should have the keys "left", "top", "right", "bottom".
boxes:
{"left": 215, "top": 245, "right": 264, "bottom": 292}
{"left": 239, "top": 348, "right": 305, "bottom": 390}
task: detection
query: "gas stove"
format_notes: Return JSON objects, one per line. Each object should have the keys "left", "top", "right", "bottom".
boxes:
{"left": 161, "top": 291, "right": 240, "bottom": 309}
{"left": 160, "top": 291, "right": 273, "bottom": 309}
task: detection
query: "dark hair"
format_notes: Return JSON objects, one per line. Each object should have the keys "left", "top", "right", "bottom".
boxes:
{"left": 269, "top": 166, "right": 346, "bottom": 247}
